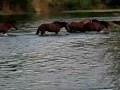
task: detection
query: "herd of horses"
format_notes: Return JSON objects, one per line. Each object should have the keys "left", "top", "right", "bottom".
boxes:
{"left": 36, "top": 19, "right": 120, "bottom": 35}
{"left": 0, "top": 19, "right": 120, "bottom": 36}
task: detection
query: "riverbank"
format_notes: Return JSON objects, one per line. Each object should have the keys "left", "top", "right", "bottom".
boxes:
{"left": 63, "top": 9, "right": 120, "bottom": 13}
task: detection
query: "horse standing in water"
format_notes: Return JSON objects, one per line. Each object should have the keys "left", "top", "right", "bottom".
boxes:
{"left": 68, "top": 21, "right": 85, "bottom": 32}
{"left": 36, "top": 21, "right": 70, "bottom": 35}
{"left": 0, "top": 21, "right": 18, "bottom": 36}
{"left": 83, "top": 19, "right": 109, "bottom": 32}
{"left": 68, "top": 19, "right": 91, "bottom": 32}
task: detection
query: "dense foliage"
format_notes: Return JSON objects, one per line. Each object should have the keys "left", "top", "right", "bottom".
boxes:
{"left": 50, "top": 0, "right": 120, "bottom": 10}
{"left": 0, "top": 0, "right": 120, "bottom": 14}
{"left": 0, "top": 0, "right": 33, "bottom": 11}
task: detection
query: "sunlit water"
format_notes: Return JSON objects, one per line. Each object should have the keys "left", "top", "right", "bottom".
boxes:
{"left": 0, "top": 19, "right": 120, "bottom": 90}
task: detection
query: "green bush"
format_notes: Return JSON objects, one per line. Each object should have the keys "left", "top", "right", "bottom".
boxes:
{"left": 49, "top": 0, "right": 120, "bottom": 10}
{"left": 0, "top": 0, "right": 33, "bottom": 12}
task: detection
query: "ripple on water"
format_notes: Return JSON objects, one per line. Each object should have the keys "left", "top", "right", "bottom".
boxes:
{"left": 0, "top": 21, "right": 119, "bottom": 90}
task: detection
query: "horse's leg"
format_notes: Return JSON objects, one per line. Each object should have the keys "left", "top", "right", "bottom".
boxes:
{"left": 41, "top": 30, "right": 45, "bottom": 35}
{"left": 36, "top": 27, "right": 40, "bottom": 35}
{"left": 55, "top": 31, "right": 59, "bottom": 35}
{"left": 3, "top": 31, "right": 8, "bottom": 36}
{"left": 68, "top": 28, "right": 74, "bottom": 33}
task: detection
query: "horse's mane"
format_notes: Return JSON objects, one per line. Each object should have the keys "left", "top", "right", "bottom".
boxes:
{"left": 92, "top": 19, "right": 98, "bottom": 22}
{"left": 53, "top": 21, "right": 67, "bottom": 26}
{"left": 53, "top": 21, "right": 60, "bottom": 23}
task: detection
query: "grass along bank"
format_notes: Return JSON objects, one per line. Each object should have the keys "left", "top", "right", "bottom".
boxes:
{"left": 63, "top": 9, "right": 120, "bottom": 13}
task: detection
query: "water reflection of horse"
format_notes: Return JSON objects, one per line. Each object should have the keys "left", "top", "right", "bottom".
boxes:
{"left": 36, "top": 21, "right": 70, "bottom": 35}
{"left": 0, "top": 21, "right": 18, "bottom": 35}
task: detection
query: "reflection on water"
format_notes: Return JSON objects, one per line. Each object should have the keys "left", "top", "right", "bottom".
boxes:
{"left": 0, "top": 19, "right": 120, "bottom": 90}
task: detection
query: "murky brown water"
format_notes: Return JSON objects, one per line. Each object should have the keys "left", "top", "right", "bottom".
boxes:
{"left": 0, "top": 18, "right": 120, "bottom": 90}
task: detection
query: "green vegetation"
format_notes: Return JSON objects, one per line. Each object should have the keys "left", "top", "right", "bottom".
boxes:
{"left": 63, "top": 9, "right": 120, "bottom": 13}
{"left": 0, "top": 0, "right": 34, "bottom": 21}
{"left": 0, "top": 0, "right": 120, "bottom": 21}
{"left": 49, "top": 0, "right": 120, "bottom": 10}
{"left": 48, "top": 0, "right": 120, "bottom": 18}
{"left": 0, "top": 0, "right": 33, "bottom": 12}
{"left": 0, "top": 0, "right": 120, "bottom": 14}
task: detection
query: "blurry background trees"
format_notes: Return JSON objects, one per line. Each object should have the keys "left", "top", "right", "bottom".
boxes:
{"left": 0, "top": 0, "right": 33, "bottom": 14}
{"left": 0, "top": 0, "right": 119, "bottom": 15}
{"left": 49, "top": 0, "right": 120, "bottom": 10}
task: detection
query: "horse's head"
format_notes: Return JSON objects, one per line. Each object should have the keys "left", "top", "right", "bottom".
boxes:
{"left": 53, "top": 21, "right": 70, "bottom": 32}
{"left": 92, "top": 19, "right": 99, "bottom": 22}
{"left": 99, "top": 21, "right": 109, "bottom": 28}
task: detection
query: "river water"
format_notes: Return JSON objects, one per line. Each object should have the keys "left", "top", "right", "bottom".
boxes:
{"left": 0, "top": 18, "right": 120, "bottom": 90}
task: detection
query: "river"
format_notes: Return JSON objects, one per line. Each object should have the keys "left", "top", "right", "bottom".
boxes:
{"left": 0, "top": 18, "right": 120, "bottom": 90}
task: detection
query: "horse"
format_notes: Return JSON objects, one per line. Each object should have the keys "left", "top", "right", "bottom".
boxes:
{"left": 92, "top": 19, "right": 118, "bottom": 29}
{"left": 0, "top": 21, "right": 18, "bottom": 35}
{"left": 83, "top": 19, "right": 109, "bottom": 32}
{"left": 36, "top": 21, "right": 70, "bottom": 35}
{"left": 68, "top": 19, "right": 91, "bottom": 32}
{"left": 68, "top": 21, "right": 85, "bottom": 32}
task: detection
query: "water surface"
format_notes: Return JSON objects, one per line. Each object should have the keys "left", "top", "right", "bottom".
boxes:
{"left": 0, "top": 18, "right": 120, "bottom": 90}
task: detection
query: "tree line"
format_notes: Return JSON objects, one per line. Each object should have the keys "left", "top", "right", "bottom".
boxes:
{"left": 0, "top": 0, "right": 120, "bottom": 14}
{"left": 49, "top": 0, "right": 120, "bottom": 10}
{"left": 0, "top": 0, "right": 32, "bottom": 11}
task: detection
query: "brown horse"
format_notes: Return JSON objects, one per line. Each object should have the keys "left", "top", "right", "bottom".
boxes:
{"left": 83, "top": 19, "right": 109, "bottom": 32}
{"left": 68, "top": 21, "right": 85, "bottom": 32}
{"left": 0, "top": 21, "right": 18, "bottom": 35}
{"left": 36, "top": 21, "right": 70, "bottom": 35}
{"left": 68, "top": 19, "right": 91, "bottom": 32}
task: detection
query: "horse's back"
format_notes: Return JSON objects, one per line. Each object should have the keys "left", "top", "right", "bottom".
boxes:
{"left": 46, "top": 23, "right": 60, "bottom": 32}
{"left": 69, "top": 22, "right": 83, "bottom": 28}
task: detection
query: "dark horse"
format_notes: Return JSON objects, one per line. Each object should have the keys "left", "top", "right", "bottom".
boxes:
{"left": 0, "top": 21, "right": 18, "bottom": 35}
{"left": 36, "top": 21, "right": 70, "bottom": 35}
{"left": 83, "top": 19, "right": 109, "bottom": 32}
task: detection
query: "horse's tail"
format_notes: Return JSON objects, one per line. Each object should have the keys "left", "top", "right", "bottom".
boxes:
{"left": 36, "top": 26, "right": 40, "bottom": 35}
